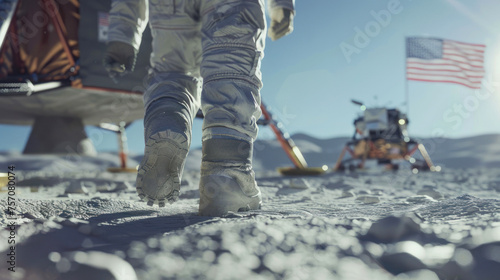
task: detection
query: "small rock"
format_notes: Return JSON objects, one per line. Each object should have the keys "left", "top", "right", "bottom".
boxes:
{"left": 380, "top": 241, "right": 427, "bottom": 275}
{"left": 223, "top": 211, "right": 244, "bottom": 218}
{"left": 115, "top": 181, "right": 132, "bottom": 191}
{"left": 181, "top": 178, "right": 191, "bottom": 186}
{"left": 59, "top": 210, "right": 73, "bottom": 219}
{"left": 340, "top": 190, "right": 355, "bottom": 198}
{"left": 417, "top": 187, "right": 443, "bottom": 200}
{"left": 470, "top": 241, "right": 500, "bottom": 280}
{"left": 58, "top": 251, "right": 138, "bottom": 280}
{"left": 95, "top": 182, "right": 114, "bottom": 192}
{"left": 365, "top": 242, "right": 384, "bottom": 258}
{"left": 380, "top": 251, "right": 427, "bottom": 275}
{"left": 439, "top": 258, "right": 475, "bottom": 280}
{"left": 372, "top": 188, "right": 384, "bottom": 196}
{"left": 23, "top": 212, "right": 38, "bottom": 219}
{"left": 289, "top": 178, "right": 310, "bottom": 189}
{"left": 365, "top": 214, "right": 421, "bottom": 243}
{"left": 356, "top": 195, "right": 380, "bottom": 204}
{"left": 406, "top": 195, "right": 437, "bottom": 204}
{"left": 465, "top": 206, "right": 480, "bottom": 214}
{"left": 324, "top": 181, "right": 352, "bottom": 190}
{"left": 395, "top": 269, "right": 439, "bottom": 280}
{"left": 61, "top": 218, "right": 89, "bottom": 227}
{"left": 66, "top": 181, "right": 89, "bottom": 194}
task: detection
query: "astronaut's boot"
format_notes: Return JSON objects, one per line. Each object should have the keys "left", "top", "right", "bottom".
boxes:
{"left": 199, "top": 138, "right": 262, "bottom": 216}
{"left": 136, "top": 99, "right": 190, "bottom": 207}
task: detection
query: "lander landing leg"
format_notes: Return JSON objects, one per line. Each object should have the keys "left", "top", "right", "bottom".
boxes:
{"left": 23, "top": 116, "right": 96, "bottom": 155}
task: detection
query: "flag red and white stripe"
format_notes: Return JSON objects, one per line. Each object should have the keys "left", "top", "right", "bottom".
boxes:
{"left": 406, "top": 38, "right": 486, "bottom": 89}
{"left": 98, "top": 12, "right": 109, "bottom": 27}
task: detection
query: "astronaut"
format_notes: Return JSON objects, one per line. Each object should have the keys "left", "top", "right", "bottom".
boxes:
{"left": 104, "top": 0, "right": 295, "bottom": 216}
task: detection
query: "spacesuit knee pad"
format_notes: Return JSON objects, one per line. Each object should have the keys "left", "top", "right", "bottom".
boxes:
{"left": 201, "top": 79, "right": 261, "bottom": 142}
{"left": 143, "top": 72, "right": 201, "bottom": 112}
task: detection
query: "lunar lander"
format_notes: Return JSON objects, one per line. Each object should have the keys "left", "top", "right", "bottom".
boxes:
{"left": 0, "top": 0, "right": 319, "bottom": 174}
{"left": 0, "top": 0, "right": 149, "bottom": 153}
{"left": 0, "top": 0, "right": 152, "bottom": 172}
{"left": 334, "top": 100, "right": 440, "bottom": 172}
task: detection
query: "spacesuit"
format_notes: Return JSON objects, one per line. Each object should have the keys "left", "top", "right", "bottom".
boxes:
{"left": 104, "top": 0, "right": 295, "bottom": 216}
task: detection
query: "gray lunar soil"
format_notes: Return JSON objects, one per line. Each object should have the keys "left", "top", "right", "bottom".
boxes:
{"left": 1, "top": 134, "right": 500, "bottom": 280}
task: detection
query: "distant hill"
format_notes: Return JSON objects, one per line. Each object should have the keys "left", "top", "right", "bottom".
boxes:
{"left": 132, "top": 134, "right": 500, "bottom": 171}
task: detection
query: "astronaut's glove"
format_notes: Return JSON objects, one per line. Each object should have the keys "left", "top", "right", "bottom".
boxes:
{"left": 103, "top": 41, "right": 137, "bottom": 82}
{"left": 268, "top": 7, "right": 294, "bottom": 41}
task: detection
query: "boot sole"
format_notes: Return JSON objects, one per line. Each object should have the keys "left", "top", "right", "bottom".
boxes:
{"left": 136, "top": 131, "right": 188, "bottom": 207}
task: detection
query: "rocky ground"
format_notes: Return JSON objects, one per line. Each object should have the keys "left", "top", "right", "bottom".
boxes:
{"left": 1, "top": 155, "right": 499, "bottom": 280}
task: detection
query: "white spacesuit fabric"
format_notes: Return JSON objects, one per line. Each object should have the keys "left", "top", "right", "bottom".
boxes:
{"left": 107, "top": 0, "right": 294, "bottom": 212}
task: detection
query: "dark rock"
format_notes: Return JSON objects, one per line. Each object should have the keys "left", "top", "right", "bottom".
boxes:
{"left": 364, "top": 214, "right": 422, "bottom": 243}
{"left": 470, "top": 242, "right": 500, "bottom": 280}
{"left": 396, "top": 269, "right": 439, "bottom": 280}
{"left": 438, "top": 260, "right": 475, "bottom": 280}
{"left": 380, "top": 252, "right": 427, "bottom": 275}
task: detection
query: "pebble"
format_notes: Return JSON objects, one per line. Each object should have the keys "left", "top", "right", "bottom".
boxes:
{"left": 406, "top": 195, "right": 437, "bottom": 203}
{"left": 23, "top": 212, "right": 38, "bottom": 219}
{"left": 439, "top": 258, "right": 475, "bottom": 280}
{"left": 417, "top": 187, "right": 443, "bottom": 200}
{"left": 324, "top": 181, "right": 352, "bottom": 190}
{"left": 356, "top": 195, "right": 380, "bottom": 204}
{"left": 372, "top": 188, "right": 384, "bottom": 195}
{"left": 58, "top": 251, "right": 138, "bottom": 280}
{"left": 115, "top": 181, "right": 133, "bottom": 191}
{"left": 95, "top": 182, "right": 113, "bottom": 192}
{"left": 340, "top": 190, "right": 355, "bottom": 198}
{"left": 395, "top": 269, "right": 439, "bottom": 280}
{"left": 65, "top": 181, "right": 89, "bottom": 194}
{"left": 380, "top": 251, "right": 427, "bottom": 275}
{"left": 60, "top": 218, "right": 88, "bottom": 227}
{"left": 470, "top": 241, "right": 500, "bottom": 280}
{"left": 181, "top": 178, "right": 191, "bottom": 186}
{"left": 289, "top": 178, "right": 310, "bottom": 189}
{"left": 465, "top": 206, "right": 480, "bottom": 214}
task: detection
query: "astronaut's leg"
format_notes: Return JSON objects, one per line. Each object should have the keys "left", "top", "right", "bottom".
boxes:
{"left": 137, "top": 73, "right": 201, "bottom": 206}
{"left": 136, "top": 1, "right": 202, "bottom": 207}
{"left": 198, "top": 0, "right": 266, "bottom": 216}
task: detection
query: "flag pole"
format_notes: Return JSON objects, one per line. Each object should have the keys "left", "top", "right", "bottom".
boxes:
{"left": 405, "top": 37, "right": 409, "bottom": 116}
{"left": 405, "top": 70, "right": 409, "bottom": 116}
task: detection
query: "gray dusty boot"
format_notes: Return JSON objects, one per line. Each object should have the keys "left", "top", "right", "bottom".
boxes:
{"left": 199, "top": 138, "right": 262, "bottom": 216}
{"left": 136, "top": 99, "right": 191, "bottom": 207}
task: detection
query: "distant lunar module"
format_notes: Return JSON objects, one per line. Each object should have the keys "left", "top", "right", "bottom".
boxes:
{"left": 0, "top": 0, "right": 151, "bottom": 155}
{"left": 334, "top": 100, "right": 440, "bottom": 172}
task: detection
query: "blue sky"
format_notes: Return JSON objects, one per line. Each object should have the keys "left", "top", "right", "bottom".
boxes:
{"left": 2, "top": 0, "right": 500, "bottom": 154}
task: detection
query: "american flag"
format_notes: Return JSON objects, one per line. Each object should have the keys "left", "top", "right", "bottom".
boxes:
{"left": 406, "top": 37, "right": 486, "bottom": 89}
{"left": 98, "top": 12, "right": 109, "bottom": 27}
{"left": 98, "top": 12, "right": 109, "bottom": 42}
